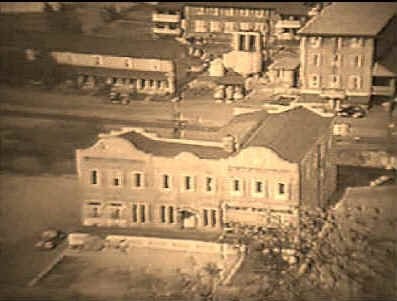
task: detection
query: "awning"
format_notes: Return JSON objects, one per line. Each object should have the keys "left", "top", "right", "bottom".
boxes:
{"left": 373, "top": 62, "right": 397, "bottom": 77}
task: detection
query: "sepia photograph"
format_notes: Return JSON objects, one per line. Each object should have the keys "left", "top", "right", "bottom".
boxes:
{"left": 0, "top": 2, "right": 396, "bottom": 300}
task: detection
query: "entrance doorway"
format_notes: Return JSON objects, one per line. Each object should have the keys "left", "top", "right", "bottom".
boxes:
{"left": 179, "top": 210, "right": 198, "bottom": 229}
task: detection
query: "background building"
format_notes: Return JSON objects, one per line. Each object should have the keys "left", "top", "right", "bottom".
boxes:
{"left": 298, "top": 2, "right": 397, "bottom": 109}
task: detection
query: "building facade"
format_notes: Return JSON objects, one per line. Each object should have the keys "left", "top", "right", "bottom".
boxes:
{"left": 76, "top": 107, "right": 336, "bottom": 232}
{"left": 152, "top": 2, "right": 184, "bottom": 37}
{"left": 298, "top": 3, "right": 397, "bottom": 108}
{"left": 1, "top": 31, "right": 189, "bottom": 96}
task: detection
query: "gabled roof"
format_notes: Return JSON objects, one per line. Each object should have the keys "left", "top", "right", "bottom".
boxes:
{"left": 0, "top": 31, "right": 187, "bottom": 60}
{"left": 373, "top": 45, "right": 397, "bottom": 77}
{"left": 243, "top": 106, "right": 333, "bottom": 162}
{"left": 298, "top": 2, "right": 397, "bottom": 36}
{"left": 117, "top": 107, "right": 333, "bottom": 163}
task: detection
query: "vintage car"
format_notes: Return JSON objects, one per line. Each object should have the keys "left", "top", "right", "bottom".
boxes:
{"left": 35, "top": 229, "right": 67, "bottom": 250}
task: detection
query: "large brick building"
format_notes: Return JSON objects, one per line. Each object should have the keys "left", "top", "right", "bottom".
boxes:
{"left": 76, "top": 106, "right": 336, "bottom": 232}
{"left": 298, "top": 2, "right": 397, "bottom": 108}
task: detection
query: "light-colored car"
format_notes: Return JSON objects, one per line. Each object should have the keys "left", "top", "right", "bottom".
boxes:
{"left": 35, "top": 229, "right": 67, "bottom": 250}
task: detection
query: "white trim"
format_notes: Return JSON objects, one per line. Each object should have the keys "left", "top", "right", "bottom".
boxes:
{"left": 131, "top": 171, "right": 144, "bottom": 189}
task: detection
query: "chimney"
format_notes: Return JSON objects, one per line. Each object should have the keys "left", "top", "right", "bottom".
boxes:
{"left": 222, "top": 135, "right": 237, "bottom": 153}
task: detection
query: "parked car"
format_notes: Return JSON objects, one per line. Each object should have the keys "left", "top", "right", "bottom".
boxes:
{"left": 336, "top": 105, "right": 366, "bottom": 118}
{"left": 35, "top": 229, "right": 67, "bottom": 250}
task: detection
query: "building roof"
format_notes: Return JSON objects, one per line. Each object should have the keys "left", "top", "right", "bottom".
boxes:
{"left": 120, "top": 131, "right": 230, "bottom": 160}
{"left": 118, "top": 106, "right": 333, "bottom": 163}
{"left": 243, "top": 106, "right": 334, "bottom": 162}
{"left": 184, "top": 2, "right": 310, "bottom": 16}
{"left": 0, "top": 31, "right": 187, "bottom": 60}
{"left": 268, "top": 53, "right": 300, "bottom": 70}
{"left": 298, "top": 2, "right": 397, "bottom": 36}
{"left": 373, "top": 45, "right": 397, "bottom": 77}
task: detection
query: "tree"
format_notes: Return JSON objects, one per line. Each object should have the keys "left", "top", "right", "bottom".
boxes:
{"left": 222, "top": 204, "right": 397, "bottom": 301}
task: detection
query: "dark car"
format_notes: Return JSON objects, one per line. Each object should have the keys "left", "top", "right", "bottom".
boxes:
{"left": 336, "top": 105, "right": 366, "bottom": 118}
{"left": 35, "top": 229, "right": 67, "bottom": 250}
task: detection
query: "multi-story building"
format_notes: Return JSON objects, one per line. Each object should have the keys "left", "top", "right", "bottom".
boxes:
{"left": 298, "top": 2, "right": 397, "bottom": 109}
{"left": 152, "top": 2, "right": 184, "bottom": 37}
{"left": 76, "top": 106, "right": 336, "bottom": 232}
{"left": 1, "top": 31, "right": 189, "bottom": 96}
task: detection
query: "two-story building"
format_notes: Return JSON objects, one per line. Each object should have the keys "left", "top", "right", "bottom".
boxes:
{"left": 1, "top": 31, "right": 189, "bottom": 96}
{"left": 76, "top": 106, "right": 336, "bottom": 232}
{"left": 298, "top": 2, "right": 397, "bottom": 109}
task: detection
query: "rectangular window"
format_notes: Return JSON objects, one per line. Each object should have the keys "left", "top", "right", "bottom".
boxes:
{"left": 132, "top": 172, "right": 143, "bottom": 188}
{"left": 185, "top": 176, "right": 192, "bottom": 191}
{"left": 168, "top": 206, "right": 174, "bottom": 223}
{"left": 256, "top": 181, "right": 263, "bottom": 193}
{"left": 203, "top": 209, "right": 209, "bottom": 226}
{"left": 140, "top": 204, "right": 146, "bottom": 223}
{"left": 349, "top": 75, "right": 361, "bottom": 90}
{"left": 354, "top": 55, "right": 363, "bottom": 67}
{"left": 234, "top": 179, "right": 240, "bottom": 192}
{"left": 249, "top": 35, "right": 257, "bottom": 51}
{"left": 160, "top": 205, "right": 166, "bottom": 223}
{"left": 224, "top": 22, "right": 235, "bottom": 33}
{"left": 110, "top": 170, "right": 122, "bottom": 187}
{"left": 111, "top": 208, "right": 121, "bottom": 219}
{"left": 206, "top": 177, "right": 215, "bottom": 192}
{"left": 90, "top": 170, "right": 98, "bottom": 185}
{"left": 132, "top": 204, "right": 138, "bottom": 223}
{"left": 240, "top": 22, "right": 251, "bottom": 31}
{"left": 194, "top": 20, "right": 207, "bottom": 33}
{"left": 210, "top": 21, "right": 222, "bottom": 32}
{"left": 313, "top": 54, "right": 320, "bottom": 67}
{"left": 278, "top": 183, "right": 285, "bottom": 195}
{"left": 211, "top": 209, "right": 217, "bottom": 227}
{"left": 329, "top": 74, "right": 340, "bottom": 88}
{"left": 91, "top": 207, "right": 99, "bottom": 218}
{"left": 331, "top": 54, "right": 341, "bottom": 66}
{"left": 239, "top": 34, "right": 246, "bottom": 51}
{"left": 162, "top": 174, "right": 170, "bottom": 189}
{"left": 309, "top": 74, "right": 320, "bottom": 88}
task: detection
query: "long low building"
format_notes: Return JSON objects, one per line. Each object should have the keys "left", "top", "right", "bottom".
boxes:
{"left": 0, "top": 31, "right": 190, "bottom": 96}
{"left": 76, "top": 106, "right": 337, "bottom": 232}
